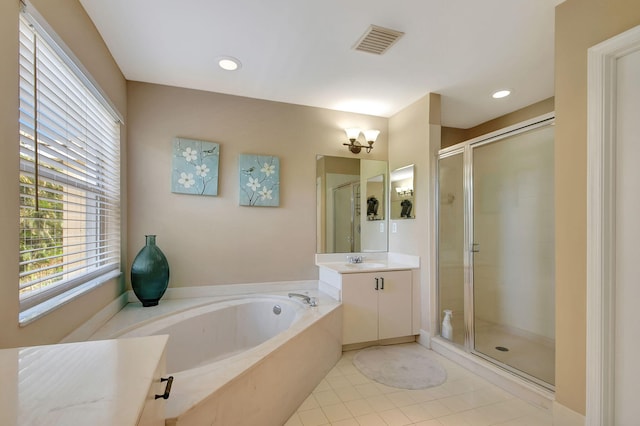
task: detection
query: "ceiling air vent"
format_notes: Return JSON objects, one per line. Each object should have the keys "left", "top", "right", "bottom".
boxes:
{"left": 353, "top": 25, "right": 405, "bottom": 55}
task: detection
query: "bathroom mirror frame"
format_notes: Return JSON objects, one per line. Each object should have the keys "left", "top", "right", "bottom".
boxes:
{"left": 316, "top": 155, "right": 388, "bottom": 253}
{"left": 390, "top": 164, "right": 415, "bottom": 220}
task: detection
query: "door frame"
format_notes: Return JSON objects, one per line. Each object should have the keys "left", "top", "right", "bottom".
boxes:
{"left": 586, "top": 24, "right": 640, "bottom": 426}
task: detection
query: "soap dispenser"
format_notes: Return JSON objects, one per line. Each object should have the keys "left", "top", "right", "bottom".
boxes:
{"left": 442, "top": 310, "right": 453, "bottom": 340}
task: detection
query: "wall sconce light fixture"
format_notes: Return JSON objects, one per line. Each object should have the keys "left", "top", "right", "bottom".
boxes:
{"left": 395, "top": 186, "right": 414, "bottom": 197}
{"left": 343, "top": 128, "right": 380, "bottom": 154}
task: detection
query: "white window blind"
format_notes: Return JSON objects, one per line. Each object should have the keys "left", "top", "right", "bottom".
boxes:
{"left": 18, "top": 15, "right": 121, "bottom": 312}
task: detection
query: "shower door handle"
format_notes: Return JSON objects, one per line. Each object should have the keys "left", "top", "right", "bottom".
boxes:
{"left": 470, "top": 243, "right": 480, "bottom": 253}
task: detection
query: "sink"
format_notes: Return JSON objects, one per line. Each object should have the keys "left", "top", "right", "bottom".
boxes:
{"left": 344, "top": 262, "right": 386, "bottom": 269}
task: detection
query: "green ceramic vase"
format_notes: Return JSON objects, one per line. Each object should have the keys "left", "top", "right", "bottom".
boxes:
{"left": 131, "top": 235, "right": 170, "bottom": 307}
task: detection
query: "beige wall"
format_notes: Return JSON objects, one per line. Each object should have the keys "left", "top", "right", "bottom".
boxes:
{"left": 555, "top": 0, "right": 640, "bottom": 414}
{"left": 441, "top": 97, "right": 555, "bottom": 149}
{"left": 126, "top": 81, "right": 388, "bottom": 287}
{"left": 0, "top": 0, "right": 127, "bottom": 348}
{"left": 388, "top": 93, "right": 441, "bottom": 333}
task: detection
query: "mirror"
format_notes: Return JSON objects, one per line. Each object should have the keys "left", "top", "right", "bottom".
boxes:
{"left": 366, "top": 175, "right": 385, "bottom": 221}
{"left": 316, "top": 156, "right": 388, "bottom": 253}
{"left": 390, "top": 164, "right": 415, "bottom": 219}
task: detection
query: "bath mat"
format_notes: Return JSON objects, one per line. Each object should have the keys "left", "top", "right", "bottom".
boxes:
{"left": 353, "top": 344, "right": 447, "bottom": 390}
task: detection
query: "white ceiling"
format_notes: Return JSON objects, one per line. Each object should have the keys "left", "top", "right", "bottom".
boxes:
{"left": 78, "top": 0, "right": 563, "bottom": 129}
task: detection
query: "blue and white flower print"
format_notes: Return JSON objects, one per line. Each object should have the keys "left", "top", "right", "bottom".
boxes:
{"left": 171, "top": 138, "right": 219, "bottom": 196}
{"left": 239, "top": 154, "right": 280, "bottom": 207}
{"left": 178, "top": 172, "right": 195, "bottom": 188}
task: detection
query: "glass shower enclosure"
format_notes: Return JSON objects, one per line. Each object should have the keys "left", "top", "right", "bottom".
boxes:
{"left": 437, "top": 117, "right": 555, "bottom": 389}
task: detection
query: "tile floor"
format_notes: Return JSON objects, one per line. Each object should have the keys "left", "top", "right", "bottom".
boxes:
{"left": 285, "top": 343, "right": 553, "bottom": 426}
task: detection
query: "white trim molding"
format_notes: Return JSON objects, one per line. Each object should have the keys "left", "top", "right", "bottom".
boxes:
{"left": 587, "top": 24, "right": 640, "bottom": 426}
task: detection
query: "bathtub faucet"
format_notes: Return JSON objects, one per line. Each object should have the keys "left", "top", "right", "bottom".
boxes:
{"left": 288, "top": 293, "right": 318, "bottom": 307}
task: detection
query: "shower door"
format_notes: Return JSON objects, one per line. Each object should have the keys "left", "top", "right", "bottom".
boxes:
{"left": 471, "top": 124, "right": 555, "bottom": 387}
{"left": 437, "top": 117, "right": 555, "bottom": 389}
{"left": 437, "top": 149, "right": 466, "bottom": 346}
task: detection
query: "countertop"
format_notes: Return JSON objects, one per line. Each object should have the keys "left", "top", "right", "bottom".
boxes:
{"left": 315, "top": 252, "right": 419, "bottom": 274}
{"left": 316, "top": 260, "right": 417, "bottom": 274}
{"left": 0, "top": 335, "right": 168, "bottom": 426}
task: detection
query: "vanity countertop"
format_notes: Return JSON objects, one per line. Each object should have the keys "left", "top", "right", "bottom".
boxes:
{"left": 315, "top": 252, "right": 419, "bottom": 274}
{"left": 0, "top": 335, "right": 168, "bottom": 426}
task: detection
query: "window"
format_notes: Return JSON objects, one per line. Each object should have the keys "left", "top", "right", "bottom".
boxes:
{"left": 18, "top": 14, "right": 121, "bottom": 319}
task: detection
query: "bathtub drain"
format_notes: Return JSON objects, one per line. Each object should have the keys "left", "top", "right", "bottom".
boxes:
{"left": 273, "top": 305, "right": 282, "bottom": 315}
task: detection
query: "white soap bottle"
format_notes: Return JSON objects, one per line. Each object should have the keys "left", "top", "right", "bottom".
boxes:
{"left": 442, "top": 310, "right": 453, "bottom": 340}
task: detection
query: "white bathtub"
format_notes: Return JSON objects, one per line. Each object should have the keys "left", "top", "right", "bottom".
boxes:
{"left": 118, "top": 297, "right": 304, "bottom": 373}
{"left": 90, "top": 284, "right": 342, "bottom": 426}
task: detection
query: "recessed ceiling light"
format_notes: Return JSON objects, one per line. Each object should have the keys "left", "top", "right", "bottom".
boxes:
{"left": 218, "top": 56, "right": 241, "bottom": 71}
{"left": 492, "top": 89, "right": 511, "bottom": 99}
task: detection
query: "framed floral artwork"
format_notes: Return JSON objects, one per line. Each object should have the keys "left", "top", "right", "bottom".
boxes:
{"left": 171, "top": 137, "right": 219, "bottom": 196}
{"left": 239, "top": 154, "right": 280, "bottom": 207}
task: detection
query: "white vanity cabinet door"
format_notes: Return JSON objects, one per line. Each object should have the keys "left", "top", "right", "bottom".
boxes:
{"left": 341, "top": 270, "right": 412, "bottom": 345}
{"left": 137, "top": 350, "right": 167, "bottom": 426}
{"left": 377, "top": 270, "right": 412, "bottom": 340}
{"left": 342, "top": 272, "right": 380, "bottom": 344}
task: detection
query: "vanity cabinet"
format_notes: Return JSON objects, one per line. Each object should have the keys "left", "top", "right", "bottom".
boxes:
{"left": 137, "top": 350, "right": 168, "bottom": 426}
{"left": 0, "top": 335, "right": 168, "bottom": 426}
{"left": 342, "top": 270, "right": 412, "bottom": 345}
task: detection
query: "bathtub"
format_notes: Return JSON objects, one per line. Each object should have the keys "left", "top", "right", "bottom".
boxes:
{"left": 89, "top": 283, "right": 342, "bottom": 426}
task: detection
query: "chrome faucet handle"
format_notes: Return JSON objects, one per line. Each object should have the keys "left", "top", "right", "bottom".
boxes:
{"left": 309, "top": 297, "right": 318, "bottom": 307}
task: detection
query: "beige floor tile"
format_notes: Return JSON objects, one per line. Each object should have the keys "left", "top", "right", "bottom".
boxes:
{"left": 458, "top": 390, "right": 502, "bottom": 410}
{"left": 354, "top": 412, "right": 387, "bottom": 426}
{"left": 456, "top": 407, "right": 496, "bottom": 426}
{"left": 375, "top": 382, "right": 402, "bottom": 394}
{"left": 297, "top": 407, "right": 329, "bottom": 426}
{"left": 493, "top": 414, "right": 553, "bottom": 426}
{"left": 320, "top": 402, "right": 353, "bottom": 423}
{"left": 377, "top": 407, "right": 413, "bottom": 426}
{"left": 420, "top": 400, "right": 454, "bottom": 418}
{"left": 327, "top": 375, "right": 353, "bottom": 389}
{"left": 344, "top": 398, "right": 374, "bottom": 417}
{"left": 386, "top": 390, "right": 418, "bottom": 408}
{"left": 413, "top": 420, "right": 445, "bottom": 426}
{"left": 399, "top": 403, "right": 436, "bottom": 423}
{"left": 329, "top": 419, "right": 360, "bottom": 426}
{"left": 354, "top": 382, "right": 382, "bottom": 397}
{"left": 314, "top": 389, "right": 342, "bottom": 407}
{"left": 344, "top": 372, "right": 371, "bottom": 386}
{"left": 325, "top": 368, "right": 344, "bottom": 379}
{"left": 407, "top": 388, "right": 439, "bottom": 403}
{"left": 438, "top": 394, "right": 476, "bottom": 413}
{"left": 470, "top": 403, "right": 517, "bottom": 425}
{"left": 365, "top": 394, "right": 396, "bottom": 412}
{"left": 334, "top": 385, "right": 363, "bottom": 402}
{"left": 337, "top": 363, "right": 361, "bottom": 376}
{"left": 435, "top": 411, "right": 474, "bottom": 426}
{"left": 440, "top": 380, "right": 476, "bottom": 396}
{"left": 293, "top": 345, "right": 554, "bottom": 426}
